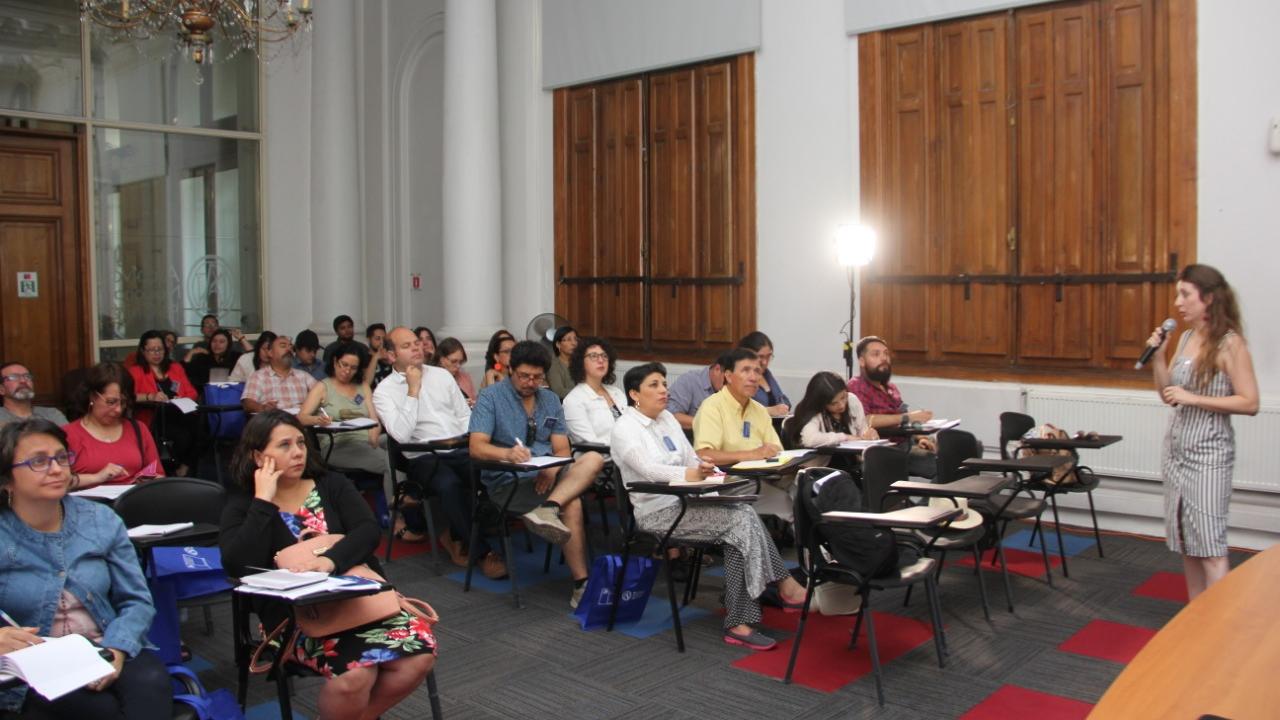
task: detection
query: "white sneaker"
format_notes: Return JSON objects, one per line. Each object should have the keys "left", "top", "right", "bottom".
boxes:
{"left": 570, "top": 583, "right": 586, "bottom": 609}
{"left": 522, "top": 505, "right": 570, "bottom": 545}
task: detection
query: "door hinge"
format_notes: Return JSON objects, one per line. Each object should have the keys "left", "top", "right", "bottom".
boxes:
{"left": 1006, "top": 227, "right": 1017, "bottom": 252}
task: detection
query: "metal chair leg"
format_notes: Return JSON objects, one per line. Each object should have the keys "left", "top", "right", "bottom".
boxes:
{"left": 606, "top": 546, "right": 633, "bottom": 632}
{"left": 1088, "top": 490, "right": 1104, "bottom": 558}
{"left": 423, "top": 498, "right": 441, "bottom": 574}
{"left": 503, "top": 528, "right": 522, "bottom": 609}
{"left": 463, "top": 509, "right": 482, "bottom": 592}
{"left": 783, "top": 583, "right": 817, "bottom": 684}
{"left": 665, "top": 556, "right": 685, "bottom": 652}
{"left": 384, "top": 485, "right": 402, "bottom": 563}
{"left": 426, "top": 670, "right": 443, "bottom": 720}
{"left": 995, "top": 543, "right": 1016, "bottom": 612}
{"left": 972, "top": 546, "right": 991, "bottom": 620}
{"left": 865, "top": 605, "right": 884, "bottom": 706}
{"left": 925, "top": 577, "right": 946, "bottom": 667}
{"left": 1049, "top": 494, "right": 1069, "bottom": 578}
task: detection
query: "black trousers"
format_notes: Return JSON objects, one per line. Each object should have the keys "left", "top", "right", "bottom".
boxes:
{"left": 405, "top": 453, "right": 491, "bottom": 556}
{"left": 21, "top": 649, "right": 172, "bottom": 720}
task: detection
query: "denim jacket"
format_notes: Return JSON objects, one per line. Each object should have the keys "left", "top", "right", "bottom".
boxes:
{"left": 0, "top": 496, "right": 155, "bottom": 711}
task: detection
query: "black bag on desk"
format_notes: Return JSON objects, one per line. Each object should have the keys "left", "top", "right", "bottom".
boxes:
{"left": 806, "top": 472, "right": 898, "bottom": 581}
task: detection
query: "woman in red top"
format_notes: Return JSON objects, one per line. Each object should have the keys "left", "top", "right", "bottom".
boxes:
{"left": 129, "top": 330, "right": 198, "bottom": 476}
{"left": 63, "top": 362, "right": 162, "bottom": 487}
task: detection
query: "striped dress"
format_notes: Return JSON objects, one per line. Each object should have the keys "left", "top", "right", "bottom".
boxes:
{"left": 1161, "top": 331, "right": 1235, "bottom": 557}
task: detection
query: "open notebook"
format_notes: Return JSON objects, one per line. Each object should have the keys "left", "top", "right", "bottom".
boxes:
{"left": 0, "top": 634, "right": 114, "bottom": 701}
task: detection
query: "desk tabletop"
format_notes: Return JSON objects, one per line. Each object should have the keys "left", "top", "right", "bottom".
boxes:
{"left": 130, "top": 522, "right": 220, "bottom": 550}
{"left": 728, "top": 450, "right": 813, "bottom": 476}
{"left": 1090, "top": 545, "right": 1280, "bottom": 719}
{"left": 628, "top": 478, "right": 752, "bottom": 496}
{"left": 1021, "top": 434, "right": 1123, "bottom": 450}
{"left": 473, "top": 456, "right": 574, "bottom": 473}
{"left": 961, "top": 455, "right": 1071, "bottom": 473}
{"left": 891, "top": 475, "right": 1012, "bottom": 499}
{"left": 823, "top": 505, "right": 962, "bottom": 529}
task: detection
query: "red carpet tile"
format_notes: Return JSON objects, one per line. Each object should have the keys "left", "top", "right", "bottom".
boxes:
{"left": 1132, "top": 571, "right": 1188, "bottom": 603}
{"left": 960, "top": 685, "right": 1093, "bottom": 720}
{"left": 954, "top": 547, "right": 1062, "bottom": 579}
{"left": 731, "top": 607, "right": 934, "bottom": 692}
{"left": 1058, "top": 619, "right": 1157, "bottom": 664}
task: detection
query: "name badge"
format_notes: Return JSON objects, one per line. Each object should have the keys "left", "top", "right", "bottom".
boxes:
{"left": 662, "top": 436, "right": 677, "bottom": 452}
{"left": 353, "top": 394, "right": 364, "bottom": 405}
{"left": 543, "top": 416, "right": 558, "bottom": 429}
{"left": 742, "top": 421, "right": 751, "bottom": 439}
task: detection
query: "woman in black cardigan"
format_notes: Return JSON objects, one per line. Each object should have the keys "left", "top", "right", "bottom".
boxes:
{"left": 220, "top": 410, "right": 434, "bottom": 720}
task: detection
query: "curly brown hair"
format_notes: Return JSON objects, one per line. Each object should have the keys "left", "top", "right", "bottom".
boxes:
{"left": 1179, "top": 264, "right": 1243, "bottom": 390}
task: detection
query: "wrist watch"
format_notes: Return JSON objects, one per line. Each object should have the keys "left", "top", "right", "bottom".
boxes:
{"left": 900, "top": 413, "right": 909, "bottom": 427}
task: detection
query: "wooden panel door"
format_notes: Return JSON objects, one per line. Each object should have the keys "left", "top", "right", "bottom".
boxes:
{"left": 696, "top": 60, "right": 737, "bottom": 345}
{"left": 1016, "top": 1, "right": 1098, "bottom": 362}
{"left": 596, "top": 78, "right": 645, "bottom": 342}
{"left": 555, "top": 87, "right": 599, "bottom": 336}
{"left": 935, "top": 15, "right": 1012, "bottom": 360}
{"left": 0, "top": 130, "right": 89, "bottom": 404}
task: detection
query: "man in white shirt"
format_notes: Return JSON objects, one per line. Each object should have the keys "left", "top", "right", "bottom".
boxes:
{"left": 373, "top": 327, "right": 506, "bottom": 579}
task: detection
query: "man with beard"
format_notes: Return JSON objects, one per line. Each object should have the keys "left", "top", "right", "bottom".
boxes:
{"left": 241, "top": 335, "right": 317, "bottom": 414}
{"left": 0, "top": 362, "right": 67, "bottom": 426}
{"left": 847, "top": 336, "right": 937, "bottom": 477}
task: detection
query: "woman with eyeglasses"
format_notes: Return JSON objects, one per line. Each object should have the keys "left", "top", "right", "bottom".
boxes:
{"left": 562, "top": 337, "right": 625, "bottom": 446}
{"left": 480, "top": 329, "right": 516, "bottom": 389}
{"left": 298, "top": 342, "right": 388, "bottom": 477}
{"left": 129, "top": 330, "right": 199, "bottom": 476}
{"left": 0, "top": 418, "right": 171, "bottom": 718}
{"left": 62, "top": 363, "right": 161, "bottom": 488}
{"left": 431, "top": 337, "right": 477, "bottom": 406}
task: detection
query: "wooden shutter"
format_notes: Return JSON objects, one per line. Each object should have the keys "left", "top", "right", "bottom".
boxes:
{"left": 1016, "top": 2, "right": 1098, "bottom": 363}
{"left": 935, "top": 15, "right": 1013, "bottom": 361}
{"left": 597, "top": 78, "right": 645, "bottom": 342}
{"left": 648, "top": 67, "right": 697, "bottom": 344}
{"left": 554, "top": 86, "right": 599, "bottom": 336}
{"left": 695, "top": 59, "right": 738, "bottom": 345}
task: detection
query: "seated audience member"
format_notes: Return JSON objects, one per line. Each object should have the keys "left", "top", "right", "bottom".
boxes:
{"left": 228, "top": 331, "right": 277, "bottom": 383}
{"left": 365, "top": 323, "right": 392, "bottom": 386}
{"left": 369, "top": 342, "right": 395, "bottom": 392}
{"left": 468, "top": 341, "right": 604, "bottom": 607}
{"left": 784, "top": 371, "right": 877, "bottom": 474}
{"left": 547, "top": 326, "right": 578, "bottom": 399}
{"left": 413, "top": 327, "right": 439, "bottom": 365}
{"left": 293, "top": 329, "right": 327, "bottom": 381}
{"left": 373, "top": 328, "right": 504, "bottom": 576}
{"left": 0, "top": 361, "right": 68, "bottom": 426}
{"left": 693, "top": 348, "right": 794, "bottom": 521}
{"left": 129, "top": 330, "right": 200, "bottom": 475}
{"left": 0, "top": 419, "right": 171, "bottom": 718}
{"left": 241, "top": 335, "right": 317, "bottom": 414}
{"left": 562, "top": 337, "right": 624, "bottom": 445}
{"left": 220, "top": 411, "right": 435, "bottom": 720}
{"left": 432, "top": 337, "right": 476, "bottom": 405}
{"left": 612, "top": 364, "right": 807, "bottom": 651}
{"left": 323, "top": 314, "right": 366, "bottom": 364}
{"left": 161, "top": 331, "right": 180, "bottom": 362}
{"left": 738, "top": 331, "right": 791, "bottom": 416}
{"left": 846, "top": 336, "right": 936, "bottom": 477}
{"left": 185, "top": 315, "right": 253, "bottom": 361}
{"left": 64, "top": 363, "right": 162, "bottom": 487}
{"left": 184, "top": 328, "right": 241, "bottom": 390}
{"left": 479, "top": 329, "right": 516, "bottom": 389}
{"left": 298, "top": 341, "right": 387, "bottom": 477}
{"left": 667, "top": 355, "right": 728, "bottom": 430}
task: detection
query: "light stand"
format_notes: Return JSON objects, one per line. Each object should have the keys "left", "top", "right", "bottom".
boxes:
{"left": 835, "top": 224, "right": 877, "bottom": 380}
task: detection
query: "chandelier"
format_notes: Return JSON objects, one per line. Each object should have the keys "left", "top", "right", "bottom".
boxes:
{"left": 79, "top": 1, "right": 313, "bottom": 69}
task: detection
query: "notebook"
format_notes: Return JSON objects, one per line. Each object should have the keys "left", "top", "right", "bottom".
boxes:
{"left": 0, "top": 634, "right": 114, "bottom": 701}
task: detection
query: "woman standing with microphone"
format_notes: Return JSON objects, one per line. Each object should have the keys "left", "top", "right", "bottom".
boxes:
{"left": 1147, "top": 264, "right": 1258, "bottom": 600}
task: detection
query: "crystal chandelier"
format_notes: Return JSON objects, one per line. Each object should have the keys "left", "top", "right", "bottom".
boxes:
{"left": 80, "top": 1, "right": 313, "bottom": 68}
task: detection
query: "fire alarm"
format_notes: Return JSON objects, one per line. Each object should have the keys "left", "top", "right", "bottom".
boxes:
{"left": 411, "top": 273, "right": 422, "bottom": 291}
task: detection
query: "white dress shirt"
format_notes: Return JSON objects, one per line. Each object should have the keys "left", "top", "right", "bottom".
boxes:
{"left": 610, "top": 406, "right": 700, "bottom": 517}
{"left": 227, "top": 352, "right": 256, "bottom": 383}
{"left": 562, "top": 382, "right": 626, "bottom": 445}
{"left": 372, "top": 364, "right": 471, "bottom": 456}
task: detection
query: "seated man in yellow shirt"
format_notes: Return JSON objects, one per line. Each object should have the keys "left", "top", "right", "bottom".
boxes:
{"left": 692, "top": 348, "right": 795, "bottom": 521}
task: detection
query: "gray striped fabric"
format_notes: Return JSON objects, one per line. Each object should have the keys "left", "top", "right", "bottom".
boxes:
{"left": 1161, "top": 331, "right": 1236, "bottom": 557}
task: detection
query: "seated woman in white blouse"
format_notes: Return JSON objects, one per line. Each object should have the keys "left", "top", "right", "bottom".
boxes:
{"left": 561, "top": 337, "right": 626, "bottom": 446}
{"left": 782, "top": 371, "right": 878, "bottom": 475}
{"left": 610, "top": 362, "right": 807, "bottom": 652}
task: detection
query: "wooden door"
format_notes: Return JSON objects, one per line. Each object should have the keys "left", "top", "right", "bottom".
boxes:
{"left": 0, "top": 130, "right": 90, "bottom": 404}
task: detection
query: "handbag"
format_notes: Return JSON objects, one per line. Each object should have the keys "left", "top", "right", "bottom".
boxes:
{"left": 274, "top": 533, "right": 402, "bottom": 638}
{"left": 1018, "top": 424, "right": 1078, "bottom": 486}
{"left": 573, "top": 554, "right": 657, "bottom": 630}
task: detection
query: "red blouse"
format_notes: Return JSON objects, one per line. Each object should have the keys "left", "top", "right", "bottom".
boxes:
{"left": 63, "top": 418, "right": 162, "bottom": 484}
{"left": 129, "top": 362, "right": 197, "bottom": 426}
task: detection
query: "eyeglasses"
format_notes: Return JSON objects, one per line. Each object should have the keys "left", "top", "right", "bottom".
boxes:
{"left": 143, "top": 346, "right": 166, "bottom": 354}
{"left": 584, "top": 352, "right": 608, "bottom": 362}
{"left": 10, "top": 450, "right": 77, "bottom": 474}
{"left": 94, "top": 395, "right": 123, "bottom": 407}
{"left": 513, "top": 370, "right": 545, "bottom": 384}
{"left": 1, "top": 373, "right": 33, "bottom": 383}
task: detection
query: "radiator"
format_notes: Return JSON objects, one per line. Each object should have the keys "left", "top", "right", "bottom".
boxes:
{"left": 1025, "top": 390, "right": 1280, "bottom": 493}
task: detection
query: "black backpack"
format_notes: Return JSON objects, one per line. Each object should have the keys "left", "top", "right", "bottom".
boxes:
{"left": 802, "top": 469, "right": 898, "bottom": 581}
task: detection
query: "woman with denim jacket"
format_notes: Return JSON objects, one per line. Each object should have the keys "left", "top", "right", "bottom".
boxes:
{"left": 0, "top": 418, "right": 170, "bottom": 719}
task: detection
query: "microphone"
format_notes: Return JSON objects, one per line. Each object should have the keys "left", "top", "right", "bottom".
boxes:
{"left": 1135, "top": 318, "right": 1177, "bottom": 369}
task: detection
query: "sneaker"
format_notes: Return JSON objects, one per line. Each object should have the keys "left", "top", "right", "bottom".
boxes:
{"left": 723, "top": 627, "right": 777, "bottom": 651}
{"left": 521, "top": 505, "right": 571, "bottom": 545}
{"left": 570, "top": 583, "right": 587, "bottom": 609}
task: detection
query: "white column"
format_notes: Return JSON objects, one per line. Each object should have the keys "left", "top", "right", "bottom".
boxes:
{"left": 308, "top": 0, "right": 362, "bottom": 338}
{"left": 439, "top": 0, "right": 504, "bottom": 342}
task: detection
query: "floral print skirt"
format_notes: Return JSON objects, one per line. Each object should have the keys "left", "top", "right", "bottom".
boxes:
{"left": 288, "top": 609, "right": 436, "bottom": 678}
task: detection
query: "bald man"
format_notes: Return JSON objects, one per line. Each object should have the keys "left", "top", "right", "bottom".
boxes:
{"left": 372, "top": 327, "right": 506, "bottom": 578}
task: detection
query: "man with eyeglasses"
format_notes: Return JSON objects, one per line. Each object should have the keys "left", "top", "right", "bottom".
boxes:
{"left": 373, "top": 326, "right": 506, "bottom": 579}
{"left": 469, "top": 340, "right": 604, "bottom": 608}
{"left": 0, "top": 361, "right": 67, "bottom": 427}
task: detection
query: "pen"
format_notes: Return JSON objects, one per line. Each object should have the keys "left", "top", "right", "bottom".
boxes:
{"left": 514, "top": 438, "right": 524, "bottom": 448}
{"left": 0, "top": 608, "right": 20, "bottom": 627}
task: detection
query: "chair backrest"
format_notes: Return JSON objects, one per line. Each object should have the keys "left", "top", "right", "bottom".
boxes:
{"left": 936, "top": 429, "right": 983, "bottom": 484}
{"left": 113, "top": 477, "right": 226, "bottom": 527}
{"left": 792, "top": 466, "right": 850, "bottom": 565}
{"left": 861, "top": 445, "right": 910, "bottom": 512}
{"left": 608, "top": 464, "right": 640, "bottom": 537}
{"left": 998, "top": 412, "right": 1036, "bottom": 460}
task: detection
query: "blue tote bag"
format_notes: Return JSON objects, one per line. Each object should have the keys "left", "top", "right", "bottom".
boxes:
{"left": 147, "top": 546, "right": 233, "bottom": 664}
{"left": 202, "top": 382, "right": 246, "bottom": 439}
{"left": 573, "top": 554, "right": 657, "bottom": 630}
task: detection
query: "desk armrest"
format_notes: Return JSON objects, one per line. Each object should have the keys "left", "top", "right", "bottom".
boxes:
{"left": 891, "top": 475, "right": 1011, "bottom": 499}
{"left": 396, "top": 434, "right": 470, "bottom": 452}
{"left": 571, "top": 442, "right": 610, "bottom": 455}
{"left": 628, "top": 479, "right": 752, "bottom": 496}
{"left": 822, "top": 506, "right": 962, "bottom": 529}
